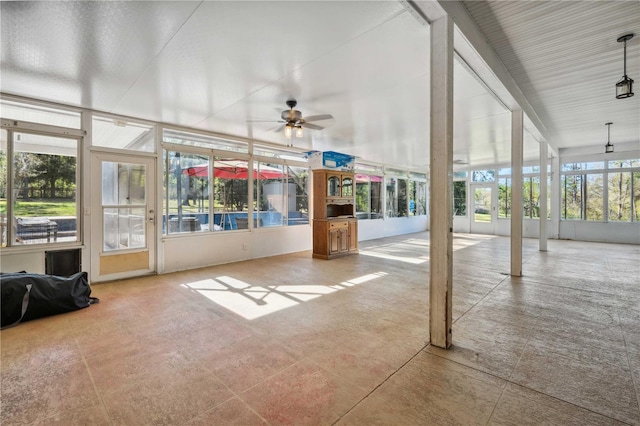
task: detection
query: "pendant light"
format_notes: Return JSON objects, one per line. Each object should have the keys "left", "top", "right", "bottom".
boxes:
{"left": 616, "top": 34, "right": 634, "bottom": 99}
{"left": 284, "top": 124, "right": 293, "bottom": 139}
{"left": 604, "top": 122, "right": 614, "bottom": 154}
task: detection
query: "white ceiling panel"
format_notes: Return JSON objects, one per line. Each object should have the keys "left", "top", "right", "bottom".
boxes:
{"left": 196, "top": 10, "right": 431, "bottom": 168}
{"left": 113, "top": 1, "right": 405, "bottom": 126}
{"left": 1, "top": 1, "right": 567, "bottom": 171}
{"left": 0, "top": 1, "right": 201, "bottom": 110}
{"left": 463, "top": 0, "right": 640, "bottom": 152}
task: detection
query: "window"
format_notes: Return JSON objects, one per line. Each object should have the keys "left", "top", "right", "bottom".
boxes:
{"left": 370, "top": 176, "right": 382, "bottom": 219}
{"left": 92, "top": 115, "right": 155, "bottom": 152}
{"left": 355, "top": 164, "right": 383, "bottom": 220}
{"left": 1, "top": 130, "right": 7, "bottom": 247}
{"left": 608, "top": 171, "right": 632, "bottom": 222}
{"left": 355, "top": 174, "right": 370, "bottom": 219}
{"left": 498, "top": 178, "right": 511, "bottom": 218}
{"left": 355, "top": 173, "right": 386, "bottom": 220}
{"left": 162, "top": 129, "right": 257, "bottom": 233}
{"left": 562, "top": 162, "right": 604, "bottom": 172}
{"left": 634, "top": 172, "right": 640, "bottom": 222}
{"left": 609, "top": 159, "right": 640, "bottom": 169}
{"left": 163, "top": 129, "right": 248, "bottom": 153}
{"left": 286, "top": 165, "right": 309, "bottom": 226}
{"left": 397, "top": 178, "right": 408, "bottom": 217}
{"left": 0, "top": 99, "right": 81, "bottom": 129}
{"left": 3, "top": 131, "right": 79, "bottom": 246}
{"left": 254, "top": 162, "right": 287, "bottom": 227}
{"left": 523, "top": 176, "right": 540, "bottom": 219}
{"left": 453, "top": 181, "right": 466, "bottom": 216}
{"left": 562, "top": 159, "right": 639, "bottom": 222}
{"left": 409, "top": 180, "right": 427, "bottom": 216}
{"left": 386, "top": 177, "right": 397, "bottom": 218}
{"left": 472, "top": 169, "right": 495, "bottom": 182}
{"left": 585, "top": 174, "right": 603, "bottom": 221}
{"left": 212, "top": 157, "right": 250, "bottom": 230}
{"left": 164, "top": 151, "right": 209, "bottom": 234}
{"left": 102, "top": 162, "right": 146, "bottom": 250}
{"left": 562, "top": 174, "right": 582, "bottom": 220}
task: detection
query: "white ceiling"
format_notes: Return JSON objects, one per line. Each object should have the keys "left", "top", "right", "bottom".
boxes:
{"left": 463, "top": 0, "right": 640, "bottom": 154}
{"left": 1, "top": 1, "right": 636, "bottom": 170}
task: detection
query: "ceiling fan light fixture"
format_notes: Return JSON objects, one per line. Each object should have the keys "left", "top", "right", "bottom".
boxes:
{"left": 604, "top": 122, "right": 614, "bottom": 154}
{"left": 295, "top": 125, "right": 303, "bottom": 138}
{"left": 615, "top": 33, "right": 634, "bottom": 99}
{"left": 284, "top": 124, "right": 293, "bottom": 139}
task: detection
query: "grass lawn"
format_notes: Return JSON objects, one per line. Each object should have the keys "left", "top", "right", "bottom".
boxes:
{"left": 474, "top": 213, "right": 492, "bottom": 222}
{"left": 0, "top": 199, "right": 77, "bottom": 216}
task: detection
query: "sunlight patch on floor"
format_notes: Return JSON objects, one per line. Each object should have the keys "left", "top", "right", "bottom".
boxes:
{"left": 358, "top": 250, "right": 428, "bottom": 264}
{"left": 181, "top": 272, "right": 388, "bottom": 320}
{"left": 453, "top": 233, "right": 497, "bottom": 251}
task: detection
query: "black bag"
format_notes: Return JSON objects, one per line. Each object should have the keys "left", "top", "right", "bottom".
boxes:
{"left": 0, "top": 271, "right": 98, "bottom": 329}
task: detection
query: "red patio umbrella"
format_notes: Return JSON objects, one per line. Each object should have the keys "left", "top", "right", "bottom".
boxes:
{"left": 356, "top": 173, "right": 383, "bottom": 182}
{"left": 183, "top": 160, "right": 286, "bottom": 179}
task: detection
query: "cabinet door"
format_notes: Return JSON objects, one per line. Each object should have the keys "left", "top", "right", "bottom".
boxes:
{"left": 339, "top": 228, "right": 349, "bottom": 252}
{"left": 341, "top": 176, "right": 353, "bottom": 197}
{"left": 348, "top": 221, "right": 358, "bottom": 250}
{"left": 329, "top": 229, "right": 340, "bottom": 254}
{"left": 327, "top": 175, "right": 340, "bottom": 197}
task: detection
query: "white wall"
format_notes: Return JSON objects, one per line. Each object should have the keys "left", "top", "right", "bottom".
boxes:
{"left": 0, "top": 251, "right": 45, "bottom": 274}
{"left": 161, "top": 225, "right": 312, "bottom": 273}
{"left": 453, "top": 216, "right": 470, "bottom": 233}
{"left": 559, "top": 222, "right": 640, "bottom": 245}
{"left": 495, "top": 219, "right": 554, "bottom": 239}
{"left": 358, "top": 216, "right": 428, "bottom": 241}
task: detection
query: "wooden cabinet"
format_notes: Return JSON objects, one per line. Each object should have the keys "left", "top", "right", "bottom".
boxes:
{"left": 313, "top": 219, "right": 358, "bottom": 259}
{"left": 313, "top": 170, "right": 356, "bottom": 220}
{"left": 312, "top": 169, "right": 358, "bottom": 259}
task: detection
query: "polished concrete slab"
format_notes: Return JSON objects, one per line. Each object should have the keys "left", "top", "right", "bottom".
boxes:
{"left": 1, "top": 232, "right": 639, "bottom": 425}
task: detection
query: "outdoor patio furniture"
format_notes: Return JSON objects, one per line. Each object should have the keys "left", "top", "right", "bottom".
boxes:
{"left": 16, "top": 218, "right": 58, "bottom": 243}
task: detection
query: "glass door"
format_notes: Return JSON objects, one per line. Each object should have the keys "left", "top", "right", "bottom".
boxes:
{"left": 470, "top": 185, "right": 495, "bottom": 234}
{"left": 90, "top": 152, "right": 156, "bottom": 281}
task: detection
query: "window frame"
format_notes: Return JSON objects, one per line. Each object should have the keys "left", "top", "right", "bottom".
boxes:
{"left": 1, "top": 121, "right": 83, "bottom": 249}
{"left": 560, "top": 159, "right": 640, "bottom": 222}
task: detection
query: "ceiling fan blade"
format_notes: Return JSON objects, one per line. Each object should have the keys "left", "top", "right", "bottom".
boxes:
{"left": 303, "top": 114, "right": 333, "bottom": 122}
{"left": 272, "top": 124, "right": 285, "bottom": 133}
{"left": 247, "top": 119, "right": 280, "bottom": 123}
{"left": 302, "top": 122, "right": 324, "bottom": 130}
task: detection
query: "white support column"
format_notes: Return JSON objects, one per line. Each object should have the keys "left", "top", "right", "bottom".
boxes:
{"left": 511, "top": 109, "right": 523, "bottom": 276}
{"left": 429, "top": 15, "right": 454, "bottom": 349}
{"left": 539, "top": 141, "right": 548, "bottom": 251}
{"left": 81, "top": 111, "right": 92, "bottom": 277}
{"left": 551, "top": 156, "right": 561, "bottom": 238}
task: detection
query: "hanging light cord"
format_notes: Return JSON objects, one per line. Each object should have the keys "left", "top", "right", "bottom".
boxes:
{"left": 623, "top": 38, "right": 627, "bottom": 76}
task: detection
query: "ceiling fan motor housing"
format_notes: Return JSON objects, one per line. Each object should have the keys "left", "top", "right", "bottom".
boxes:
{"left": 282, "top": 109, "right": 302, "bottom": 122}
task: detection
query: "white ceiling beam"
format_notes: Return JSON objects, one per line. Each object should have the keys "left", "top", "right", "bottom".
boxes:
{"left": 406, "top": 0, "right": 558, "bottom": 158}
{"left": 439, "top": 1, "right": 557, "bottom": 156}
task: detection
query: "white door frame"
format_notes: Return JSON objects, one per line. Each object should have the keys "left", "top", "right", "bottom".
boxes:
{"left": 470, "top": 183, "right": 496, "bottom": 234}
{"left": 90, "top": 152, "right": 156, "bottom": 282}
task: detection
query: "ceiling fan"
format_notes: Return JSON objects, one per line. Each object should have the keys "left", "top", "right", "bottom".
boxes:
{"left": 259, "top": 99, "right": 333, "bottom": 139}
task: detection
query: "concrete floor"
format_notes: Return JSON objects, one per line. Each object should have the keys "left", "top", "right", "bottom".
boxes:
{"left": 1, "top": 232, "right": 639, "bottom": 425}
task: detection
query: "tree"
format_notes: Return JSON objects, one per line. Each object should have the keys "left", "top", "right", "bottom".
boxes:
{"left": 13, "top": 152, "right": 42, "bottom": 199}
{"left": 0, "top": 150, "right": 7, "bottom": 199}
{"left": 215, "top": 178, "right": 248, "bottom": 212}
{"left": 32, "top": 154, "right": 76, "bottom": 198}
